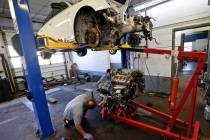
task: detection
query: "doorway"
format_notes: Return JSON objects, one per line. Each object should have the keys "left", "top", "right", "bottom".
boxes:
{"left": 180, "top": 31, "right": 208, "bottom": 74}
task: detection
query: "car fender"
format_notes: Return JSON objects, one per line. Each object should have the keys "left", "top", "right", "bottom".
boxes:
{"left": 37, "top": 0, "right": 111, "bottom": 41}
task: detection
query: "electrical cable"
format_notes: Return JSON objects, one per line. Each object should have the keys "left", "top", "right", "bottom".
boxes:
{"left": 140, "top": 54, "right": 169, "bottom": 98}
{"left": 141, "top": 55, "right": 156, "bottom": 89}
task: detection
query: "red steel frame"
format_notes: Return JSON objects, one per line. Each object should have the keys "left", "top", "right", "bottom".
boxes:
{"left": 110, "top": 48, "right": 206, "bottom": 140}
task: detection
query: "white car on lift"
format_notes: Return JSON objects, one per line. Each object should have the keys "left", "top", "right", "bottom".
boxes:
{"left": 38, "top": 0, "right": 153, "bottom": 57}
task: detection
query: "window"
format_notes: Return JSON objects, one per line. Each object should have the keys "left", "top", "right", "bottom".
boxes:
{"left": 8, "top": 45, "right": 19, "bottom": 57}
{"left": 184, "top": 42, "right": 192, "bottom": 52}
{"left": 8, "top": 45, "right": 64, "bottom": 68}
{"left": 8, "top": 45, "right": 22, "bottom": 68}
{"left": 10, "top": 57, "right": 22, "bottom": 68}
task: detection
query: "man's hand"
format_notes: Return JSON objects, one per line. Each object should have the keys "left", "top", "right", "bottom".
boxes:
{"left": 75, "top": 124, "right": 85, "bottom": 136}
{"left": 83, "top": 133, "right": 94, "bottom": 140}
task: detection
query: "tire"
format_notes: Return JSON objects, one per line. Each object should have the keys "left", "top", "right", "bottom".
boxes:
{"left": 109, "top": 50, "right": 117, "bottom": 55}
{"left": 76, "top": 48, "right": 87, "bottom": 57}
{"left": 74, "top": 8, "right": 100, "bottom": 47}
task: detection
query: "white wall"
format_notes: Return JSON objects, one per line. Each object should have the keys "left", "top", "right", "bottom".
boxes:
{"left": 148, "top": 0, "right": 210, "bottom": 28}
{"left": 110, "top": 51, "right": 121, "bottom": 64}
{"left": 70, "top": 49, "right": 122, "bottom": 73}
{"left": 72, "top": 50, "right": 110, "bottom": 72}
{"left": 134, "top": 0, "right": 210, "bottom": 77}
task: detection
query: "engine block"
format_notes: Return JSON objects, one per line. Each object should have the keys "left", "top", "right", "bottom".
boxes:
{"left": 98, "top": 69, "right": 144, "bottom": 118}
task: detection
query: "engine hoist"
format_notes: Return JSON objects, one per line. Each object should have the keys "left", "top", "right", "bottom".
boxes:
{"left": 99, "top": 48, "right": 206, "bottom": 140}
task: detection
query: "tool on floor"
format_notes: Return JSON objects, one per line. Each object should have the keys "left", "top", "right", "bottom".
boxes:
{"left": 47, "top": 97, "right": 58, "bottom": 104}
{"left": 99, "top": 48, "right": 206, "bottom": 140}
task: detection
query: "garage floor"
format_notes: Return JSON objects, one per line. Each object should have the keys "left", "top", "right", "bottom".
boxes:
{"left": 0, "top": 76, "right": 210, "bottom": 140}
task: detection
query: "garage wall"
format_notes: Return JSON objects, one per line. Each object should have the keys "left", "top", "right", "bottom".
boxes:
{"left": 3, "top": 30, "right": 67, "bottom": 80}
{"left": 143, "top": 0, "right": 210, "bottom": 77}
{"left": 148, "top": 0, "right": 210, "bottom": 28}
{"left": 133, "top": 0, "right": 210, "bottom": 93}
{"left": 71, "top": 50, "right": 110, "bottom": 75}
{"left": 110, "top": 51, "right": 122, "bottom": 68}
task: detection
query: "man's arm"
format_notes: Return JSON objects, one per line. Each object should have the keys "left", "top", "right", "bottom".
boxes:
{"left": 75, "top": 124, "right": 85, "bottom": 136}
{"left": 73, "top": 115, "right": 86, "bottom": 135}
{"left": 74, "top": 115, "right": 94, "bottom": 140}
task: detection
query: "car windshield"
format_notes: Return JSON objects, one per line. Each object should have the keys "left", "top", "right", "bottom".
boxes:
{"left": 114, "top": 0, "right": 127, "bottom": 4}
{"left": 44, "top": 2, "right": 68, "bottom": 24}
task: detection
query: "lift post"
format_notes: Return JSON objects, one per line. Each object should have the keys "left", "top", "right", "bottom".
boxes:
{"left": 8, "top": 0, "right": 55, "bottom": 139}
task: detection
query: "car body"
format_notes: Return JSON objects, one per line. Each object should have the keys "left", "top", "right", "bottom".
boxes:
{"left": 38, "top": 0, "right": 153, "bottom": 56}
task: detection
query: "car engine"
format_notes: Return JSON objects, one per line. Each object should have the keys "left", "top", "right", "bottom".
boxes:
{"left": 98, "top": 69, "right": 145, "bottom": 118}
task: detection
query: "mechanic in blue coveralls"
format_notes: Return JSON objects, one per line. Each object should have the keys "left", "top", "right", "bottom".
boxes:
{"left": 63, "top": 94, "right": 97, "bottom": 140}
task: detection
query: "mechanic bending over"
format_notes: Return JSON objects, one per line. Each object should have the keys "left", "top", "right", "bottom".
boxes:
{"left": 63, "top": 94, "right": 97, "bottom": 140}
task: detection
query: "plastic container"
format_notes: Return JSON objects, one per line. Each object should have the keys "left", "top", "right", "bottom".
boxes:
{"left": 204, "top": 105, "right": 210, "bottom": 121}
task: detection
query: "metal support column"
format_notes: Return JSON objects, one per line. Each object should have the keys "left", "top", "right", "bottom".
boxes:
{"left": 8, "top": 0, "right": 55, "bottom": 139}
{"left": 121, "top": 50, "right": 130, "bottom": 68}
{"left": 121, "top": 34, "right": 131, "bottom": 68}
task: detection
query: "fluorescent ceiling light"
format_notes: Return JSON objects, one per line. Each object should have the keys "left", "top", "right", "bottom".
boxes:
{"left": 134, "top": 0, "right": 168, "bottom": 11}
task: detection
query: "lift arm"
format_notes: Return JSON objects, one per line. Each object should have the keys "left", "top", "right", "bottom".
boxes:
{"left": 36, "top": 36, "right": 79, "bottom": 50}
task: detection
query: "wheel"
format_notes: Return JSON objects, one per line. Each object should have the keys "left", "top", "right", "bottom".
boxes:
{"left": 85, "top": 27, "right": 100, "bottom": 48}
{"left": 109, "top": 49, "right": 117, "bottom": 55}
{"left": 40, "top": 51, "right": 52, "bottom": 59}
{"left": 76, "top": 48, "right": 87, "bottom": 57}
{"left": 74, "top": 8, "right": 100, "bottom": 48}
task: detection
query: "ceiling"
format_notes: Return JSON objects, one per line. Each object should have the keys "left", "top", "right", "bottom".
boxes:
{"left": 0, "top": 0, "right": 147, "bottom": 31}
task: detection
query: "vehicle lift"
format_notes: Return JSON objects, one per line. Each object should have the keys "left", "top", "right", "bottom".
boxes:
{"left": 8, "top": 0, "right": 206, "bottom": 139}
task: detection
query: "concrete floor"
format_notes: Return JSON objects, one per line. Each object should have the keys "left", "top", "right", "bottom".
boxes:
{"left": 0, "top": 77, "right": 210, "bottom": 140}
